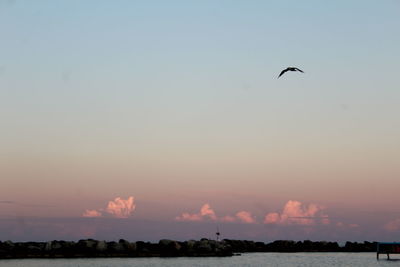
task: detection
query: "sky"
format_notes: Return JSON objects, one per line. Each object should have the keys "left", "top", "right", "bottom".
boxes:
{"left": 1, "top": 0, "right": 400, "bottom": 242}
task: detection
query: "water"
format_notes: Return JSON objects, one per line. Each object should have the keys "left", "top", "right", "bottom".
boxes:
{"left": 0, "top": 253, "right": 398, "bottom": 267}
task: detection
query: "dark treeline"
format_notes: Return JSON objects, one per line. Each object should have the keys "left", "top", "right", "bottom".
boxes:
{"left": 0, "top": 239, "right": 377, "bottom": 259}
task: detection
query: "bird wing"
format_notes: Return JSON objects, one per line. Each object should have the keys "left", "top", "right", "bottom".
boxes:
{"left": 278, "top": 68, "right": 288, "bottom": 78}
{"left": 294, "top": 68, "right": 304, "bottom": 73}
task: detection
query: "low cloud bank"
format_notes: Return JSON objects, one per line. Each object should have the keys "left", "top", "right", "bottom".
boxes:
{"left": 264, "top": 200, "right": 329, "bottom": 225}
{"left": 82, "top": 196, "right": 135, "bottom": 218}
{"left": 176, "top": 200, "right": 333, "bottom": 226}
{"left": 236, "top": 211, "right": 256, "bottom": 224}
{"left": 175, "top": 203, "right": 256, "bottom": 224}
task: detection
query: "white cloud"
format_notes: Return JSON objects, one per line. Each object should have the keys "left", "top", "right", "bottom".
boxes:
{"left": 106, "top": 196, "right": 136, "bottom": 218}
{"left": 176, "top": 204, "right": 256, "bottom": 223}
{"left": 176, "top": 203, "right": 217, "bottom": 221}
{"left": 236, "top": 211, "right": 256, "bottom": 224}
{"left": 264, "top": 200, "right": 329, "bottom": 225}
{"left": 82, "top": 196, "right": 136, "bottom": 219}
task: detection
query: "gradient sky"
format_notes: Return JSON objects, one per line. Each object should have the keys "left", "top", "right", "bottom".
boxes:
{"left": 1, "top": 0, "right": 400, "bottom": 242}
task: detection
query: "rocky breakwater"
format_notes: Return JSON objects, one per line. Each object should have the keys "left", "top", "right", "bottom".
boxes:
{"left": 0, "top": 238, "right": 233, "bottom": 259}
{"left": 222, "top": 239, "right": 377, "bottom": 253}
{"left": 0, "top": 239, "right": 378, "bottom": 258}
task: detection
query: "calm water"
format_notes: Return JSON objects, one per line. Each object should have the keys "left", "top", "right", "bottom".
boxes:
{"left": 0, "top": 253, "right": 398, "bottom": 267}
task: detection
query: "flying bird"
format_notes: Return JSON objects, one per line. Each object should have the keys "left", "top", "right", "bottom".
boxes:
{"left": 278, "top": 67, "right": 304, "bottom": 78}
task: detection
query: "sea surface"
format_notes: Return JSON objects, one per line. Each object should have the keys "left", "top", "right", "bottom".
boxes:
{"left": 0, "top": 253, "right": 398, "bottom": 267}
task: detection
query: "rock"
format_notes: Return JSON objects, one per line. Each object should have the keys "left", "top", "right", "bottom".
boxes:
{"left": 181, "top": 240, "right": 196, "bottom": 256}
{"left": 79, "top": 239, "right": 97, "bottom": 249}
{"left": 44, "top": 241, "right": 52, "bottom": 252}
{"left": 96, "top": 241, "right": 107, "bottom": 252}
{"left": 51, "top": 241, "right": 63, "bottom": 250}
{"left": 136, "top": 241, "right": 149, "bottom": 253}
{"left": 119, "top": 239, "right": 136, "bottom": 253}
{"left": 159, "top": 239, "right": 182, "bottom": 256}
{"left": 214, "top": 241, "right": 232, "bottom": 256}
{"left": 27, "top": 245, "right": 42, "bottom": 254}
{"left": 128, "top": 242, "right": 137, "bottom": 252}
{"left": 75, "top": 239, "right": 98, "bottom": 256}
{"left": 196, "top": 239, "right": 213, "bottom": 254}
{"left": 107, "top": 241, "right": 124, "bottom": 252}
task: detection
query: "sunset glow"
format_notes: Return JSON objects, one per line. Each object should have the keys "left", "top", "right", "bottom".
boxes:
{"left": 1, "top": 0, "right": 400, "bottom": 243}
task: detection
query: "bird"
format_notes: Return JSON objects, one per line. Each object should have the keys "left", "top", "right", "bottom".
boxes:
{"left": 278, "top": 67, "right": 304, "bottom": 78}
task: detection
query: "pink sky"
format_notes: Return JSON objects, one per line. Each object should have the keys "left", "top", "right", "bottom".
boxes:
{"left": 1, "top": 0, "right": 400, "bottom": 243}
{"left": 1, "top": 196, "right": 400, "bottom": 242}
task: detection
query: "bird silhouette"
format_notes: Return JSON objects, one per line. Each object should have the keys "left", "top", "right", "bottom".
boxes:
{"left": 278, "top": 67, "right": 304, "bottom": 78}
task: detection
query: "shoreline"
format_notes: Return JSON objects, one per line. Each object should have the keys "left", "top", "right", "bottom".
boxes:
{"left": 0, "top": 239, "right": 377, "bottom": 259}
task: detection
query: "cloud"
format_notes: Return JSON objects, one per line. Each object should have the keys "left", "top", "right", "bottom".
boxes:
{"left": 82, "top": 196, "right": 135, "bottom": 219}
{"left": 384, "top": 218, "right": 400, "bottom": 231}
{"left": 176, "top": 204, "right": 257, "bottom": 223}
{"left": 264, "top": 212, "right": 280, "bottom": 224}
{"left": 336, "top": 222, "right": 359, "bottom": 228}
{"left": 200, "top": 204, "right": 217, "bottom": 220}
{"left": 82, "top": 209, "right": 102, "bottom": 218}
{"left": 106, "top": 197, "right": 136, "bottom": 218}
{"left": 236, "top": 211, "right": 256, "bottom": 224}
{"left": 264, "top": 200, "right": 329, "bottom": 225}
{"left": 176, "top": 203, "right": 217, "bottom": 222}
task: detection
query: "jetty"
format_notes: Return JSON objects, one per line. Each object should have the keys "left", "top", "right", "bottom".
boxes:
{"left": 0, "top": 239, "right": 381, "bottom": 259}
{"left": 377, "top": 242, "right": 400, "bottom": 260}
